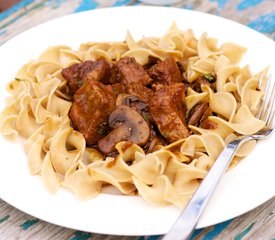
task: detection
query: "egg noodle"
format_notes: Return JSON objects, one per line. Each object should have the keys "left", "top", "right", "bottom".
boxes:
{"left": 0, "top": 23, "right": 268, "bottom": 208}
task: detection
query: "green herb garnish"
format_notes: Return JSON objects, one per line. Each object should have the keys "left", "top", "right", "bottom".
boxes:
{"left": 15, "top": 77, "right": 21, "bottom": 81}
{"left": 77, "top": 80, "right": 83, "bottom": 87}
{"left": 143, "top": 113, "right": 149, "bottom": 122}
{"left": 204, "top": 73, "right": 214, "bottom": 82}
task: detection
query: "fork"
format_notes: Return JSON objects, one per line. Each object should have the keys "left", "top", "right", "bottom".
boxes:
{"left": 161, "top": 74, "right": 275, "bottom": 240}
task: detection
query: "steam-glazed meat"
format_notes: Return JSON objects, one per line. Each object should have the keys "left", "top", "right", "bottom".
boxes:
{"left": 69, "top": 80, "right": 116, "bottom": 145}
{"left": 84, "top": 59, "right": 112, "bottom": 85}
{"left": 111, "top": 83, "right": 124, "bottom": 96}
{"left": 117, "top": 57, "right": 152, "bottom": 101}
{"left": 62, "top": 60, "right": 93, "bottom": 94}
{"left": 149, "top": 83, "right": 190, "bottom": 142}
{"left": 62, "top": 59, "right": 112, "bottom": 94}
{"left": 148, "top": 57, "right": 183, "bottom": 85}
{"left": 64, "top": 55, "right": 215, "bottom": 154}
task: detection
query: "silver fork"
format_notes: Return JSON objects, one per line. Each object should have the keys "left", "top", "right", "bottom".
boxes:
{"left": 161, "top": 74, "right": 275, "bottom": 240}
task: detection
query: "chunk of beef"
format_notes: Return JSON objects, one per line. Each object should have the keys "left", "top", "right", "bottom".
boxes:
{"left": 176, "top": 60, "right": 185, "bottom": 75}
{"left": 84, "top": 59, "right": 112, "bottom": 85}
{"left": 109, "top": 64, "right": 122, "bottom": 84}
{"left": 148, "top": 57, "right": 183, "bottom": 85}
{"left": 117, "top": 57, "right": 152, "bottom": 102}
{"left": 149, "top": 83, "right": 190, "bottom": 142}
{"left": 69, "top": 80, "right": 116, "bottom": 145}
{"left": 62, "top": 60, "right": 93, "bottom": 94}
{"left": 143, "top": 56, "right": 161, "bottom": 70}
{"left": 62, "top": 59, "right": 113, "bottom": 95}
{"left": 111, "top": 83, "right": 124, "bottom": 96}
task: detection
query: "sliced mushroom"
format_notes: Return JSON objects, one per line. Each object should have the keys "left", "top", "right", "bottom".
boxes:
{"left": 187, "top": 102, "right": 208, "bottom": 126}
{"left": 116, "top": 94, "right": 132, "bottom": 106}
{"left": 143, "top": 128, "right": 166, "bottom": 153}
{"left": 98, "top": 105, "right": 150, "bottom": 155}
{"left": 187, "top": 102, "right": 217, "bottom": 130}
{"left": 200, "top": 107, "right": 217, "bottom": 129}
{"left": 116, "top": 94, "right": 152, "bottom": 122}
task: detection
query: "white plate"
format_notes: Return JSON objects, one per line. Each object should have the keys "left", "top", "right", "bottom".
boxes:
{"left": 0, "top": 6, "right": 274, "bottom": 236}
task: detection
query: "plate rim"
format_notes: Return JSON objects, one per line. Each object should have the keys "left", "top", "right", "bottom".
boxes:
{"left": 0, "top": 5, "right": 274, "bottom": 236}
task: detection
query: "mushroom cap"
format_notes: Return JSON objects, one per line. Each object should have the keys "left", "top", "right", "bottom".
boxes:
{"left": 109, "top": 105, "right": 149, "bottom": 139}
{"left": 116, "top": 94, "right": 132, "bottom": 106}
{"left": 98, "top": 105, "right": 150, "bottom": 154}
{"left": 116, "top": 94, "right": 152, "bottom": 122}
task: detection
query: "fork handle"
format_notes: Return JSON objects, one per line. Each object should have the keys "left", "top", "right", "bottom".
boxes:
{"left": 161, "top": 137, "right": 249, "bottom": 240}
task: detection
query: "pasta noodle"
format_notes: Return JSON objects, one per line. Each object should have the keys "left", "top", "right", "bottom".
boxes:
{"left": 0, "top": 23, "right": 268, "bottom": 208}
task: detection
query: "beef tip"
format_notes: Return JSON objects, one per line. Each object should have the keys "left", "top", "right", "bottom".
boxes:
{"left": 109, "top": 63, "right": 122, "bottom": 85}
{"left": 111, "top": 83, "right": 124, "bottom": 96}
{"left": 62, "top": 59, "right": 113, "bottom": 95}
{"left": 116, "top": 57, "right": 152, "bottom": 102}
{"left": 84, "top": 59, "right": 112, "bottom": 85}
{"left": 149, "top": 83, "right": 190, "bottom": 143}
{"left": 62, "top": 60, "right": 93, "bottom": 95}
{"left": 143, "top": 55, "right": 161, "bottom": 70}
{"left": 187, "top": 102, "right": 216, "bottom": 129}
{"left": 190, "top": 74, "right": 216, "bottom": 93}
{"left": 69, "top": 80, "right": 116, "bottom": 145}
{"left": 148, "top": 57, "right": 183, "bottom": 85}
{"left": 176, "top": 61, "right": 185, "bottom": 75}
